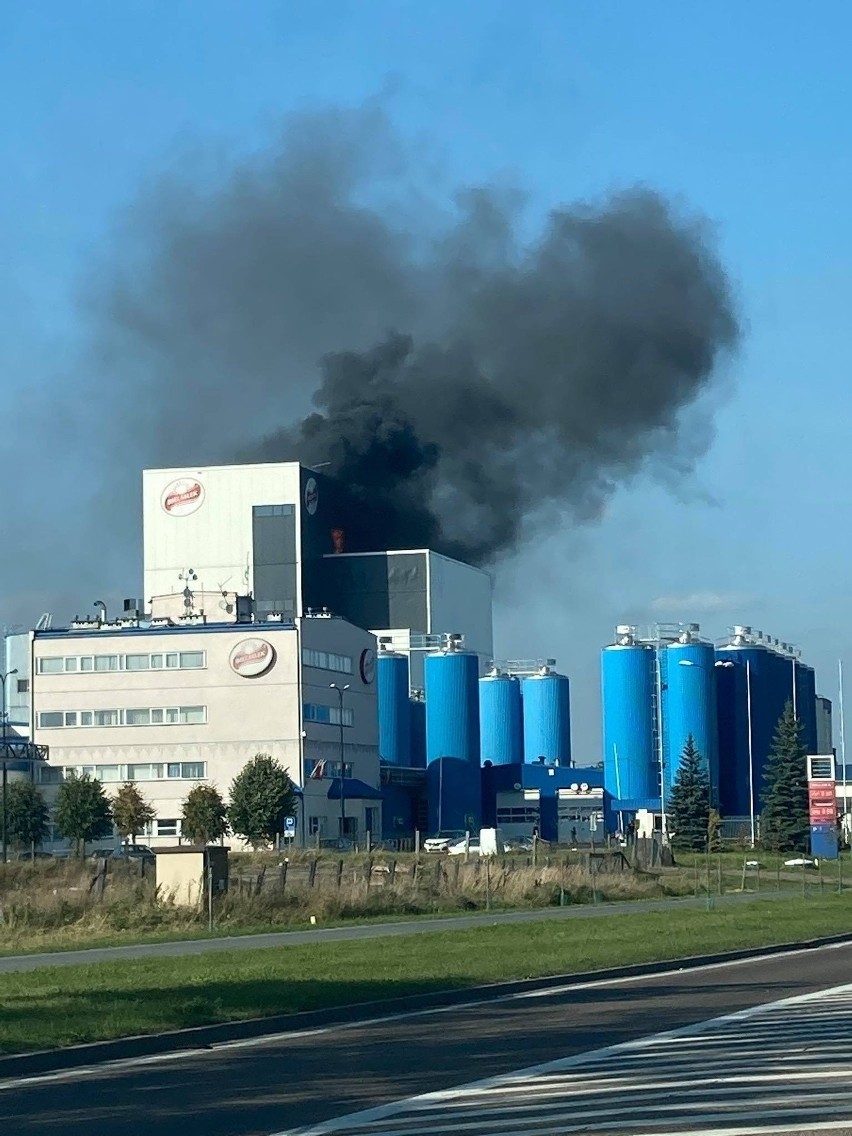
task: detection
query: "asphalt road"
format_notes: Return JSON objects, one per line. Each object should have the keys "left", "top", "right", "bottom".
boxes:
{"left": 3, "top": 940, "right": 852, "bottom": 1135}
{"left": 0, "top": 887, "right": 800, "bottom": 973}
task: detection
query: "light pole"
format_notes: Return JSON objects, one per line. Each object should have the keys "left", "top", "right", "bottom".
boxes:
{"left": 330, "top": 683, "right": 350, "bottom": 844}
{"left": 0, "top": 668, "right": 18, "bottom": 864}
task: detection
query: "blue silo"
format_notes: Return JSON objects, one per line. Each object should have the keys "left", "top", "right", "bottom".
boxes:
{"left": 479, "top": 672, "right": 523, "bottom": 766}
{"left": 794, "top": 661, "right": 818, "bottom": 754}
{"left": 601, "top": 629, "right": 657, "bottom": 801}
{"left": 425, "top": 648, "right": 481, "bottom": 833}
{"left": 409, "top": 696, "right": 426, "bottom": 769}
{"left": 377, "top": 652, "right": 411, "bottom": 766}
{"left": 716, "top": 629, "right": 790, "bottom": 814}
{"left": 661, "top": 632, "right": 718, "bottom": 804}
{"left": 522, "top": 670, "right": 571, "bottom": 765}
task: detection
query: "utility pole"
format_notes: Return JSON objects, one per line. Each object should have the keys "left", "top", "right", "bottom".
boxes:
{"left": 0, "top": 668, "right": 19, "bottom": 864}
{"left": 330, "top": 683, "right": 350, "bottom": 844}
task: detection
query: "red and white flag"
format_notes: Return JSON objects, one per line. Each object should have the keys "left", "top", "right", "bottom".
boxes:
{"left": 309, "top": 760, "right": 327, "bottom": 781}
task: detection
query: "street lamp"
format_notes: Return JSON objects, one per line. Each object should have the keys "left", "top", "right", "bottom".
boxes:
{"left": 329, "top": 683, "right": 350, "bottom": 844}
{"left": 0, "top": 668, "right": 18, "bottom": 864}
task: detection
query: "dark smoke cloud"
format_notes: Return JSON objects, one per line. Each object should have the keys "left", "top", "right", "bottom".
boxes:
{"left": 90, "top": 105, "right": 739, "bottom": 565}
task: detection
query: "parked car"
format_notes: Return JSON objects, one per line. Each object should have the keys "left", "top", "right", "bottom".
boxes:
{"left": 14, "top": 850, "right": 54, "bottom": 861}
{"left": 503, "top": 836, "right": 535, "bottom": 853}
{"left": 447, "top": 838, "right": 481, "bottom": 856}
{"left": 423, "top": 831, "right": 466, "bottom": 853}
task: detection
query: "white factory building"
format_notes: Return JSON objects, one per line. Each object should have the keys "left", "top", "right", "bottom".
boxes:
{"left": 6, "top": 460, "right": 493, "bottom": 851}
{"left": 30, "top": 613, "right": 380, "bottom": 846}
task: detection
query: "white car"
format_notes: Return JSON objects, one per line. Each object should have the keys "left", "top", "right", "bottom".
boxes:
{"left": 447, "top": 838, "right": 481, "bottom": 856}
{"left": 423, "top": 832, "right": 466, "bottom": 853}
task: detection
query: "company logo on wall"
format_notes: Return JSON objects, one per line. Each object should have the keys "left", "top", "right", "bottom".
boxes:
{"left": 229, "top": 638, "right": 276, "bottom": 678}
{"left": 359, "top": 647, "right": 376, "bottom": 685}
{"left": 161, "top": 477, "right": 205, "bottom": 517}
{"left": 304, "top": 477, "right": 319, "bottom": 516}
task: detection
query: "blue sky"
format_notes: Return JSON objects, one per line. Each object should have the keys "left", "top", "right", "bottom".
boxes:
{"left": 2, "top": 1, "right": 851, "bottom": 755}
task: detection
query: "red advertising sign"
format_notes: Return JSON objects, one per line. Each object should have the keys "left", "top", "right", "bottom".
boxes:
{"left": 808, "top": 779, "right": 837, "bottom": 826}
{"left": 809, "top": 782, "right": 836, "bottom": 804}
{"left": 810, "top": 803, "right": 837, "bottom": 823}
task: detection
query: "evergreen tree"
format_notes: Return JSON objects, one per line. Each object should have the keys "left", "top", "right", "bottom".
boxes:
{"left": 181, "top": 784, "right": 229, "bottom": 845}
{"left": 761, "top": 701, "right": 809, "bottom": 852}
{"left": 55, "top": 773, "right": 113, "bottom": 857}
{"left": 112, "top": 783, "right": 155, "bottom": 845}
{"left": 667, "top": 734, "right": 711, "bottom": 850}
{"left": 5, "top": 781, "right": 50, "bottom": 857}
{"left": 229, "top": 753, "right": 297, "bottom": 849}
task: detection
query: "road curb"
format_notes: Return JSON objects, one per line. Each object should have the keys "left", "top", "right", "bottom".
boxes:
{"left": 2, "top": 930, "right": 852, "bottom": 1080}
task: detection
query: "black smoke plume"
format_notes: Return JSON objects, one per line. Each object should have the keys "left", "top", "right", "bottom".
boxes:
{"left": 94, "top": 106, "right": 739, "bottom": 565}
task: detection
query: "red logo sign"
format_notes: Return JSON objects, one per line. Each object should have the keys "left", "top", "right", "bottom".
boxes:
{"left": 161, "top": 478, "right": 205, "bottom": 517}
{"left": 229, "top": 638, "right": 275, "bottom": 678}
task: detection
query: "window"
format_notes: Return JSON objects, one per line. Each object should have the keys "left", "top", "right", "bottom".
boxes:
{"left": 64, "top": 658, "right": 78, "bottom": 673}
{"left": 302, "top": 649, "right": 353, "bottom": 674}
{"left": 165, "top": 708, "right": 179, "bottom": 724}
{"left": 35, "top": 651, "right": 207, "bottom": 674}
{"left": 165, "top": 653, "right": 179, "bottom": 668}
{"left": 38, "top": 766, "right": 63, "bottom": 784}
{"left": 64, "top": 711, "right": 78, "bottom": 727}
{"left": 37, "top": 658, "right": 63, "bottom": 674}
{"left": 124, "top": 708, "right": 151, "bottom": 726}
{"left": 179, "top": 651, "right": 204, "bottom": 669}
{"left": 38, "top": 712, "right": 64, "bottom": 728}
{"left": 497, "top": 807, "right": 541, "bottom": 824}
{"left": 124, "top": 654, "right": 150, "bottom": 671}
{"left": 254, "top": 504, "right": 294, "bottom": 517}
{"left": 80, "top": 657, "right": 94, "bottom": 672}
{"left": 150, "top": 654, "right": 163, "bottom": 669}
{"left": 96, "top": 765, "right": 121, "bottom": 782}
{"left": 93, "top": 709, "right": 120, "bottom": 727}
{"left": 303, "top": 703, "right": 354, "bottom": 727}
{"left": 151, "top": 709, "right": 164, "bottom": 724}
{"left": 308, "top": 816, "right": 325, "bottom": 836}
{"left": 80, "top": 711, "right": 93, "bottom": 726}
{"left": 128, "top": 764, "right": 162, "bottom": 781}
{"left": 94, "top": 655, "right": 119, "bottom": 672}
{"left": 156, "top": 819, "right": 180, "bottom": 837}
{"left": 16, "top": 679, "right": 28, "bottom": 693}
{"left": 181, "top": 762, "right": 205, "bottom": 780}
{"left": 178, "top": 706, "right": 205, "bottom": 724}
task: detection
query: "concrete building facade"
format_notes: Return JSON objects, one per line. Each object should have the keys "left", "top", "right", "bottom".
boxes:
{"left": 30, "top": 613, "right": 380, "bottom": 847}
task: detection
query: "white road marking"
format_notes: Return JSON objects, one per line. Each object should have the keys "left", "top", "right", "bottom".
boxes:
{"left": 0, "top": 940, "right": 849, "bottom": 1093}
{"left": 281, "top": 980, "right": 852, "bottom": 1136}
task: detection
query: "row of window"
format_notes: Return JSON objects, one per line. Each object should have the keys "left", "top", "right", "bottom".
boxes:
{"left": 301, "top": 648, "right": 353, "bottom": 675}
{"left": 303, "top": 702, "right": 354, "bottom": 727}
{"left": 39, "top": 762, "right": 207, "bottom": 783}
{"left": 37, "top": 651, "right": 206, "bottom": 675}
{"left": 37, "top": 706, "right": 207, "bottom": 729}
{"left": 496, "top": 807, "right": 541, "bottom": 824}
{"left": 306, "top": 759, "right": 353, "bottom": 779}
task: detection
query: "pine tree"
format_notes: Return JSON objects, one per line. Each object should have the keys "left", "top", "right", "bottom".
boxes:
{"left": 112, "top": 783, "right": 155, "bottom": 845}
{"left": 181, "top": 784, "right": 229, "bottom": 845}
{"left": 761, "top": 701, "right": 809, "bottom": 853}
{"left": 667, "top": 734, "right": 711, "bottom": 851}
{"left": 55, "top": 773, "right": 114, "bottom": 857}
{"left": 5, "top": 781, "right": 50, "bottom": 857}
{"left": 229, "top": 753, "right": 297, "bottom": 849}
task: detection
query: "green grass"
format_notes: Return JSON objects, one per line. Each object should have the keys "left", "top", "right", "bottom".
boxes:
{"left": 2, "top": 893, "right": 851, "bottom": 1055}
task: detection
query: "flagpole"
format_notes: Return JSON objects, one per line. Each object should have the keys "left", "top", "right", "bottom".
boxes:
{"left": 840, "top": 660, "right": 847, "bottom": 843}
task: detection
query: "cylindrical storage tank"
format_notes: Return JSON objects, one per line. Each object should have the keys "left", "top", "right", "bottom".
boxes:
{"left": 377, "top": 652, "right": 411, "bottom": 766}
{"left": 479, "top": 673, "right": 523, "bottom": 766}
{"left": 601, "top": 633, "right": 656, "bottom": 801}
{"left": 661, "top": 637, "right": 718, "bottom": 804}
{"left": 425, "top": 650, "right": 481, "bottom": 833}
{"left": 409, "top": 697, "right": 426, "bottom": 769}
{"left": 717, "top": 632, "right": 784, "bottom": 814}
{"left": 522, "top": 671, "right": 571, "bottom": 766}
{"left": 715, "top": 657, "right": 749, "bottom": 817}
{"left": 794, "top": 661, "right": 818, "bottom": 755}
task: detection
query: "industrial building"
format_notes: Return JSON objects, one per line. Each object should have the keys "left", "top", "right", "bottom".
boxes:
{"left": 28, "top": 611, "right": 381, "bottom": 846}
{"left": 0, "top": 456, "right": 839, "bottom": 852}
{"left": 601, "top": 622, "right": 832, "bottom": 838}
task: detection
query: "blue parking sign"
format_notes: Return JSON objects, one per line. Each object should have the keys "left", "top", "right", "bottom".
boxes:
{"left": 284, "top": 816, "right": 296, "bottom": 834}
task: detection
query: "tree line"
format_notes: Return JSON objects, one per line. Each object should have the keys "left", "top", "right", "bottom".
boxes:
{"left": 668, "top": 701, "right": 812, "bottom": 853}
{"left": 2, "top": 753, "right": 297, "bottom": 857}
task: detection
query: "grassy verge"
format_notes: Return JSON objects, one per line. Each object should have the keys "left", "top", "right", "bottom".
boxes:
{"left": 2, "top": 894, "right": 851, "bottom": 1054}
